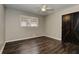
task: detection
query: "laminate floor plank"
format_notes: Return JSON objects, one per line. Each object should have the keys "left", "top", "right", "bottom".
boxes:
{"left": 3, "top": 36, "right": 67, "bottom": 54}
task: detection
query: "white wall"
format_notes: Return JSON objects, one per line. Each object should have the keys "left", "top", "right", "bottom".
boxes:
{"left": 45, "top": 5, "right": 79, "bottom": 40}
{"left": 5, "top": 8, "right": 45, "bottom": 42}
{"left": 0, "top": 5, "right": 5, "bottom": 53}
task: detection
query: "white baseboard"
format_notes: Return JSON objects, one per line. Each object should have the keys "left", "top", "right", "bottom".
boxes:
{"left": 45, "top": 35, "right": 61, "bottom": 41}
{"left": 6, "top": 36, "right": 44, "bottom": 43}
{"left": 6, "top": 35, "right": 61, "bottom": 43}
{"left": 0, "top": 42, "right": 6, "bottom": 54}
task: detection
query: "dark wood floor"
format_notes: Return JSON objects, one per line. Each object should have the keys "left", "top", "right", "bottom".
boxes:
{"left": 3, "top": 36, "right": 67, "bottom": 54}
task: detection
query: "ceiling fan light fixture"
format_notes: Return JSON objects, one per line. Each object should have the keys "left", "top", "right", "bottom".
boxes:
{"left": 41, "top": 8, "right": 46, "bottom": 12}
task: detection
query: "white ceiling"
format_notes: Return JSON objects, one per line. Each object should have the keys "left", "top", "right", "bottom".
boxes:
{"left": 5, "top": 4, "right": 76, "bottom": 16}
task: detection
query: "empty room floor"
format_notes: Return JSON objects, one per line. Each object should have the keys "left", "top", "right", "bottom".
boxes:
{"left": 2, "top": 36, "right": 66, "bottom": 54}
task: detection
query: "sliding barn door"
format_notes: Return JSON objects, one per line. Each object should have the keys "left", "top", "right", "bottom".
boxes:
{"left": 72, "top": 12, "right": 79, "bottom": 44}
{"left": 62, "top": 14, "right": 72, "bottom": 43}
{"left": 62, "top": 12, "right": 79, "bottom": 45}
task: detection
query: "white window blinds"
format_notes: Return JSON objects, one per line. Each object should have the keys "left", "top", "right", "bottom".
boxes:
{"left": 20, "top": 15, "right": 39, "bottom": 27}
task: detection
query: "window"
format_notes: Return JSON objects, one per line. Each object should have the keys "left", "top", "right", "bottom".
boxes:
{"left": 20, "top": 15, "right": 39, "bottom": 27}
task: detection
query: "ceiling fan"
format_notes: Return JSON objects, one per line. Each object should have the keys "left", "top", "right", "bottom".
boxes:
{"left": 40, "top": 4, "right": 54, "bottom": 12}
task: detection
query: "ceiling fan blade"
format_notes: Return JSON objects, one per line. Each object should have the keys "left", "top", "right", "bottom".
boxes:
{"left": 41, "top": 5, "right": 54, "bottom": 12}
{"left": 46, "top": 8, "right": 54, "bottom": 11}
{"left": 37, "top": 4, "right": 54, "bottom": 15}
